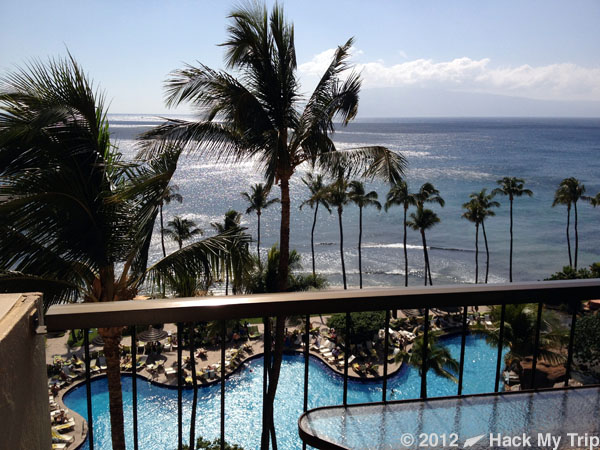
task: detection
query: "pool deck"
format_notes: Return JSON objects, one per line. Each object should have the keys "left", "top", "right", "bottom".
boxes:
{"left": 46, "top": 308, "right": 491, "bottom": 449}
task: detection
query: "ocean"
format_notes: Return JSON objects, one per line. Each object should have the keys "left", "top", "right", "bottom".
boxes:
{"left": 110, "top": 115, "right": 600, "bottom": 289}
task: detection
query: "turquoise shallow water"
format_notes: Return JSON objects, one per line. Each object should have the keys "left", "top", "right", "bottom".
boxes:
{"left": 64, "top": 334, "right": 507, "bottom": 449}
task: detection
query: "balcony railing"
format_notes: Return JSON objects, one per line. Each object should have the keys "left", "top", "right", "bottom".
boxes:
{"left": 45, "top": 279, "right": 600, "bottom": 450}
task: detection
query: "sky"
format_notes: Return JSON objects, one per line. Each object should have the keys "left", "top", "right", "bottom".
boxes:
{"left": 1, "top": 0, "right": 600, "bottom": 117}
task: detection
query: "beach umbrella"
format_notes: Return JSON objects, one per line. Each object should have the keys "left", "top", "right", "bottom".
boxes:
{"left": 137, "top": 327, "right": 169, "bottom": 343}
{"left": 92, "top": 335, "right": 104, "bottom": 346}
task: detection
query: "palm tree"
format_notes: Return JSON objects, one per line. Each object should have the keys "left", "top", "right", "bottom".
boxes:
{"left": 163, "top": 216, "right": 203, "bottom": 250}
{"left": 553, "top": 178, "right": 585, "bottom": 269}
{"left": 299, "top": 173, "right": 331, "bottom": 277}
{"left": 493, "top": 177, "right": 533, "bottom": 282}
{"left": 586, "top": 192, "right": 600, "bottom": 207}
{"left": 211, "top": 210, "right": 247, "bottom": 295}
{"left": 0, "top": 56, "right": 244, "bottom": 450}
{"left": 241, "top": 183, "right": 279, "bottom": 262}
{"left": 348, "top": 181, "right": 381, "bottom": 288}
{"left": 407, "top": 207, "right": 441, "bottom": 286}
{"left": 385, "top": 180, "right": 417, "bottom": 287}
{"left": 139, "top": 4, "right": 406, "bottom": 446}
{"left": 402, "top": 332, "right": 459, "bottom": 397}
{"left": 462, "top": 199, "right": 483, "bottom": 283}
{"left": 325, "top": 177, "right": 350, "bottom": 289}
{"left": 410, "top": 183, "right": 444, "bottom": 285}
{"left": 470, "top": 189, "right": 499, "bottom": 283}
{"left": 159, "top": 183, "right": 183, "bottom": 258}
{"left": 483, "top": 304, "right": 568, "bottom": 369}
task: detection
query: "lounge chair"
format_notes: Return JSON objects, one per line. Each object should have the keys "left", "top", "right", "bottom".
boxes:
{"left": 98, "top": 356, "right": 107, "bottom": 370}
{"left": 136, "top": 355, "right": 148, "bottom": 369}
{"left": 51, "top": 428, "right": 74, "bottom": 443}
{"left": 52, "top": 444, "right": 67, "bottom": 450}
{"left": 248, "top": 326, "right": 261, "bottom": 339}
{"left": 52, "top": 418, "right": 75, "bottom": 432}
{"left": 61, "top": 366, "right": 79, "bottom": 381}
{"left": 90, "top": 359, "right": 101, "bottom": 374}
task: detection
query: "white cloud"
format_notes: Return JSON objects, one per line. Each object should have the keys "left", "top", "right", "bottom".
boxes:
{"left": 298, "top": 50, "right": 600, "bottom": 101}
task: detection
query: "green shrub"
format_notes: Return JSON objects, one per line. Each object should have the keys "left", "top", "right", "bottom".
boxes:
{"left": 326, "top": 311, "right": 386, "bottom": 343}
{"left": 180, "top": 437, "right": 245, "bottom": 450}
{"left": 574, "top": 314, "right": 600, "bottom": 374}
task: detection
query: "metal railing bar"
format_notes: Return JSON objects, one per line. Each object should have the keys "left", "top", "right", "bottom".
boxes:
{"left": 343, "top": 312, "right": 350, "bottom": 406}
{"left": 131, "top": 326, "right": 139, "bottom": 450}
{"left": 565, "top": 301, "right": 578, "bottom": 385}
{"left": 458, "top": 306, "right": 468, "bottom": 396}
{"left": 262, "top": 317, "right": 270, "bottom": 445}
{"left": 421, "top": 307, "right": 429, "bottom": 399}
{"left": 177, "top": 323, "right": 183, "bottom": 450}
{"left": 83, "top": 328, "right": 94, "bottom": 450}
{"left": 382, "top": 310, "right": 390, "bottom": 402}
{"left": 494, "top": 304, "right": 506, "bottom": 393}
{"left": 45, "top": 280, "right": 600, "bottom": 331}
{"left": 303, "top": 314, "right": 309, "bottom": 450}
{"left": 220, "top": 320, "right": 226, "bottom": 450}
{"left": 530, "top": 302, "right": 544, "bottom": 390}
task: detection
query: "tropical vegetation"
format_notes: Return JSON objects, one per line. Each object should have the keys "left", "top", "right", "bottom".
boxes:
{"left": 241, "top": 183, "right": 279, "bottom": 262}
{"left": 348, "top": 180, "right": 381, "bottom": 289}
{"left": 163, "top": 216, "right": 203, "bottom": 250}
{"left": 492, "top": 177, "right": 533, "bottom": 282}
{"left": 385, "top": 180, "right": 416, "bottom": 287}
{"left": 0, "top": 56, "right": 247, "bottom": 450}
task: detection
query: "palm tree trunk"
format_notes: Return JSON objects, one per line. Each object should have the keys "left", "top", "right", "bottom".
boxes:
{"left": 160, "top": 203, "right": 166, "bottom": 258}
{"left": 257, "top": 210, "right": 262, "bottom": 263}
{"left": 566, "top": 204, "right": 572, "bottom": 268}
{"left": 420, "top": 230, "right": 428, "bottom": 286}
{"left": 403, "top": 206, "right": 409, "bottom": 288}
{"left": 225, "top": 256, "right": 229, "bottom": 295}
{"left": 338, "top": 207, "right": 347, "bottom": 289}
{"left": 189, "top": 326, "right": 198, "bottom": 450}
{"left": 264, "top": 316, "right": 285, "bottom": 450}
{"left": 509, "top": 198, "right": 514, "bottom": 283}
{"left": 311, "top": 204, "right": 318, "bottom": 277}
{"left": 358, "top": 206, "right": 363, "bottom": 289}
{"left": 278, "top": 176, "right": 291, "bottom": 291}
{"left": 100, "top": 327, "right": 126, "bottom": 450}
{"left": 475, "top": 223, "right": 479, "bottom": 284}
{"left": 574, "top": 201, "right": 579, "bottom": 269}
{"left": 482, "top": 221, "right": 490, "bottom": 283}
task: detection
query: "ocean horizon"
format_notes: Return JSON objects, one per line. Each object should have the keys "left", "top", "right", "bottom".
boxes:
{"left": 110, "top": 115, "right": 600, "bottom": 290}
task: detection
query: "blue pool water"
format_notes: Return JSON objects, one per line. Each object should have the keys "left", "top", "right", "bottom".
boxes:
{"left": 64, "top": 334, "right": 507, "bottom": 449}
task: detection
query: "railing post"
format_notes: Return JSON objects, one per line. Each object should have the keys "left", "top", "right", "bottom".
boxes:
{"left": 530, "top": 302, "right": 543, "bottom": 390}
{"left": 343, "top": 311, "right": 350, "bottom": 406}
{"left": 458, "top": 306, "right": 468, "bottom": 395}
{"left": 565, "top": 300, "right": 578, "bottom": 385}
{"left": 83, "top": 328, "right": 94, "bottom": 450}
{"left": 303, "top": 314, "right": 310, "bottom": 450}
{"left": 131, "top": 326, "right": 139, "bottom": 450}
{"left": 494, "top": 304, "right": 506, "bottom": 393}
{"left": 262, "top": 317, "right": 270, "bottom": 448}
{"left": 220, "top": 320, "right": 226, "bottom": 450}
{"left": 177, "top": 323, "right": 183, "bottom": 450}
{"left": 382, "top": 310, "right": 390, "bottom": 402}
{"left": 420, "top": 307, "right": 429, "bottom": 399}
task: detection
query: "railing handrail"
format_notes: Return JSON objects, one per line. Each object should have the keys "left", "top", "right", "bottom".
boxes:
{"left": 45, "top": 279, "right": 600, "bottom": 331}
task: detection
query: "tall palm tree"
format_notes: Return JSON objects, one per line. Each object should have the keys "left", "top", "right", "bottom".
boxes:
{"left": 407, "top": 207, "right": 441, "bottom": 286}
{"left": 493, "top": 177, "right": 533, "bottom": 282}
{"left": 163, "top": 216, "right": 203, "bottom": 250}
{"left": 0, "top": 56, "right": 244, "bottom": 450}
{"left": 401, "top": 332, "right": 459, "bottom": 398}
{"left": 299, "top": 173, "right": 331, "bottom": 277}
{"left": 159, "top": 183, "right": 183, "bottom": 258}
{"left": 462, "top": 199, "right": 483, "bottom": 283}
{"left": 211, "top": 210, "right": 247, "bottom": 295}
{"left": 385, "top": 180, "right": 417, "bottom": 287}
{"left": 348, "top": 181, "right": 381, "bottom": 288}
{"left": 470, "top": 189, "right": 499, "bottom": 283}
{"left": 325, "top": 178, "right": 350, "bottom": 289}
{"left": 139, "top": 4, "right": 406, "bottom": 446}
{"left": 553, "top": 178, "right": 585, "bottom": 269}
{"left": 411, "top": 183, "right": 444, "bottom": 285}
{"left": 241, "top": 183, "right": 279, "bottom": 262}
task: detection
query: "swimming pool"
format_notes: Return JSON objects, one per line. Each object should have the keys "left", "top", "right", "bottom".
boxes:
{"left": 64, "top": 334, "right": 506, "bottom": 449}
